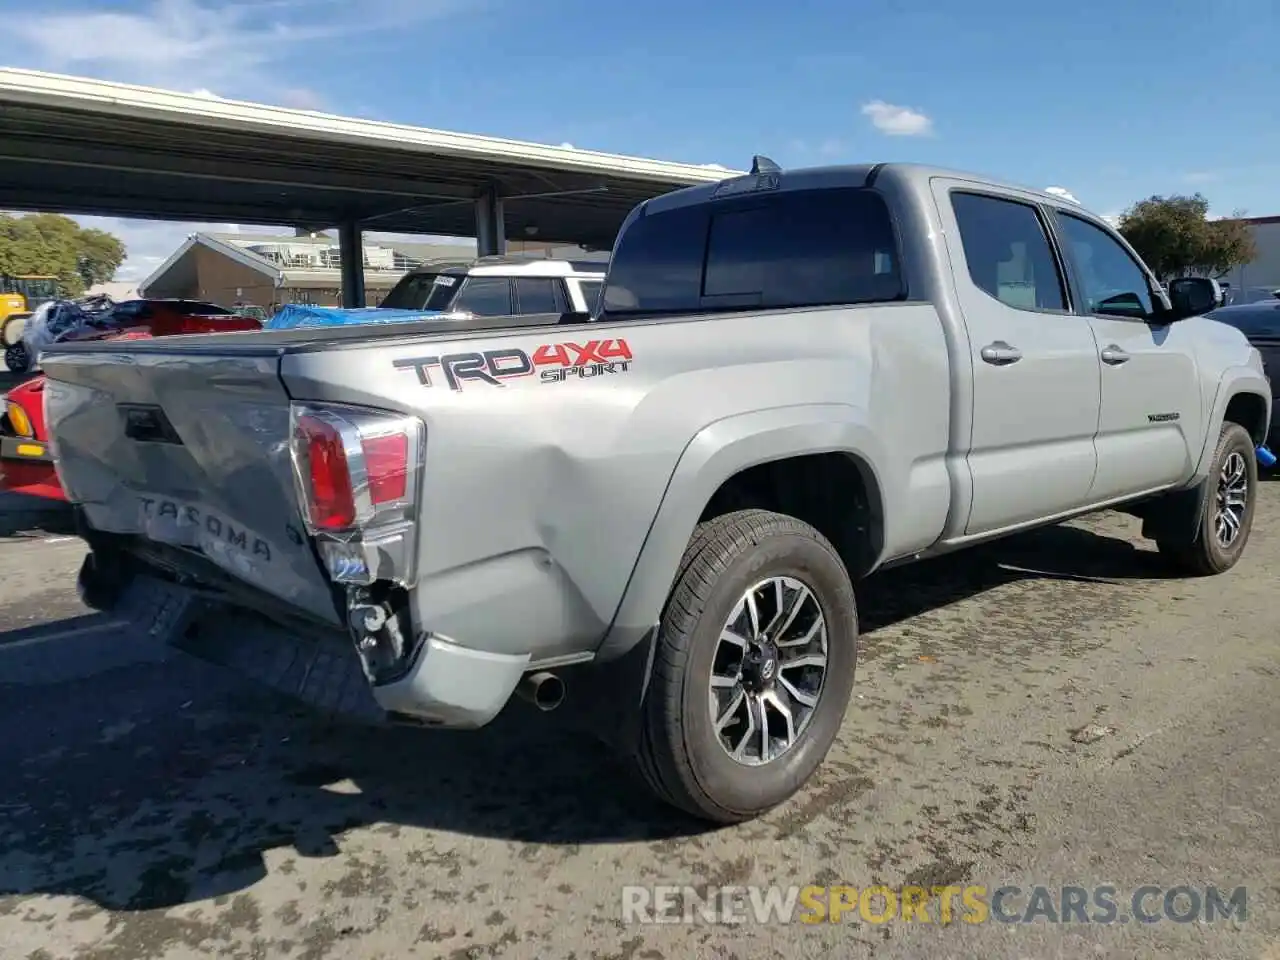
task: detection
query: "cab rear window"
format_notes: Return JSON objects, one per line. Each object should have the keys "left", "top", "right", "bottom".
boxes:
{"left": 600, "top": 187, "right": 905, "bottom": 317}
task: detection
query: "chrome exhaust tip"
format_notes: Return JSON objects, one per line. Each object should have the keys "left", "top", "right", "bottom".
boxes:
{"left": 516, "top": 671, "right": 565, "bottom": 712}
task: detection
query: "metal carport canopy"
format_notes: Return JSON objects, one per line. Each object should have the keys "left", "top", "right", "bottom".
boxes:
{"left": 0, "top": 69, "right": 743, "bottom": 252}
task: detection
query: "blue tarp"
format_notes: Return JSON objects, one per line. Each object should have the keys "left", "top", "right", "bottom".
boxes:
{"left": 265, "top": 304, "right": 446, "bottom": 330}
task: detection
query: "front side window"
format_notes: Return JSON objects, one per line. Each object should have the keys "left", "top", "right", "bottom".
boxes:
{"left": 951, "top": 192, "right": 1067, "bottom": 312}
{"left": 601, "top": 187, "right": 904, "bottom": 317}
{"left": 1054, "top": 212, "right": 1154, "bottom": 320}
{"left": 452, "top": 276, "right": 513, "bottom": 316}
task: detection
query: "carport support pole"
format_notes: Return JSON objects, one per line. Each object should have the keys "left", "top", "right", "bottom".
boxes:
{"left": 475, "top": 185, "right": 506, "bottom": 257}
{"left": 339, "top": 220, "right": 366, "bottom": 308}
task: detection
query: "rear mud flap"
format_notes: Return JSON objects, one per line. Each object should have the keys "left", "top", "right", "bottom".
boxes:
{"left": 118, "top": 574, "right": 386, "bottom": 724}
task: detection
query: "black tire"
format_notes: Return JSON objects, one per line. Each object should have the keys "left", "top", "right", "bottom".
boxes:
{"left": 4, "top": 342, "right": 29, "bottom": 374}
{"left": 626, "top": 509, "right": 858, "bottom": 823}
{"left": 1158, "top": 422, "right": 1257, "bottom": 576}
{"left": 77, "top": 552, "right": 126, "bottom": 612}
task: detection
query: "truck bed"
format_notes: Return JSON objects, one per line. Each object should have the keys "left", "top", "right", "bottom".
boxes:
{"left": 41, "top": 311, "right": 568, "bottom": 357}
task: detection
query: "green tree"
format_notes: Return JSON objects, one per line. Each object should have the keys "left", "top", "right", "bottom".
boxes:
{"left": 1118, "top": 194, "right": 1256, "bottom": 284}
{"left": 0, "top": 212, "right": 127, "bottom": 297}
{"left": 76, "top": 229, "right": 127, "bottom": 289}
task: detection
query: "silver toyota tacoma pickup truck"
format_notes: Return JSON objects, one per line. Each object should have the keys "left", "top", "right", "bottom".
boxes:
{"left": 40, "top": 160, "right": 1271, "bottom": 823}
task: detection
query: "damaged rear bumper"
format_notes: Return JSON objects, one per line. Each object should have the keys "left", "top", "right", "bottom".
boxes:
{"left": 93, "top": 571, "right": 531, "bottom": 729}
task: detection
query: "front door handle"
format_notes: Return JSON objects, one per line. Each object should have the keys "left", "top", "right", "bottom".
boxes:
{"left": 1100, "top": 345, "right": 1131, "bottom": 365}
{"left": 980, "top": 341, "right": 1022, "bottom": 365}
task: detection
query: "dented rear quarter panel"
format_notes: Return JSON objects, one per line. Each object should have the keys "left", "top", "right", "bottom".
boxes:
{"left": 278, "top": 303, "right": 953, "bottom": 663}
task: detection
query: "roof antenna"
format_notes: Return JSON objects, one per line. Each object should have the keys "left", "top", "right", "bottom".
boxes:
{"left": 750, "top": 155, "right": 781, "bottom": 175}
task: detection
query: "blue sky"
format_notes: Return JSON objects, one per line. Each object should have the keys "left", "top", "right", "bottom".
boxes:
{"left": 3, "top": 0, "right": 1277, "bottom": 279}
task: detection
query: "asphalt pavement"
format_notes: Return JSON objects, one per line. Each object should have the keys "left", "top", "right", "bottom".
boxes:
{"left": 0, "top": 487, "right": 1277, "bottom": 959}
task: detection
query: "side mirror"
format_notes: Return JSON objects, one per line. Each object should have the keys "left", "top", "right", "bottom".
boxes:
{"left": 1167, "top": 277, "right": 1219, "bottom": 320}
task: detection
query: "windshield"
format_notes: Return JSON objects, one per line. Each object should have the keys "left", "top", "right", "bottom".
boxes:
{"left": 11, "top": 278, "right": 59, "bottom": 302}
{"left": 165, "top": 300, "right": 232, "bottom": 315}
{"left": 379, "top": 271, "right": 463, "bottom": 310}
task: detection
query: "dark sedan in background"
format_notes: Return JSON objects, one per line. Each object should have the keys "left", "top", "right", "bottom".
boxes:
{"left": 1208, "top": 292, "right": 1280, "bottom": 446}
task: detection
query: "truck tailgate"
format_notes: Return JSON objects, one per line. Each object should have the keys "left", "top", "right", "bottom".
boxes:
{"left": 42, "top": 347, "right": 341, "bottom": 623}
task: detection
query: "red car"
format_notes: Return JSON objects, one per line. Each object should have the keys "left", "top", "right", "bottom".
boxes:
{"left": 0, "top": 300, "right": 262, "bottom": 501}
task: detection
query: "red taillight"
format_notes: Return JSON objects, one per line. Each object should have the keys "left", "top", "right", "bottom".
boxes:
{"left": 296, "top": 414, "right": 356, "bottom": 530}
{"left": 362, "top": 433, "right": 408, "bottom": 504}
{"left": 290, "top": 404, "right": 421, "bottom": 537}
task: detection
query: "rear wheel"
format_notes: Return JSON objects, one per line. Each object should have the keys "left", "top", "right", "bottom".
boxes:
{"left": 626, "top": 509, "right": 858, "bottom": 823}
{"left": 4, "top": 342, "right": 29, "bottom": 374}
{"left": 77, "top": 552, "right": 130, "bottom": 612}
{"left": 1158, "top": 422, "right": 1257, "bottom": 575}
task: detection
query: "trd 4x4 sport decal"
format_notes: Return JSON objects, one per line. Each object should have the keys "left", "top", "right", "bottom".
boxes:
{"left": 393, "top": 338, "right": 633, "bottom": 392}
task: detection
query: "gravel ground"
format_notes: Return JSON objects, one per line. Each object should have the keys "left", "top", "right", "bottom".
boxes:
{"left": 0, "top": 486, "right": 1277, "bottom": 959}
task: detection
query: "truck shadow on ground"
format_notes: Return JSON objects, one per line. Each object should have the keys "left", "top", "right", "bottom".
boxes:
{"left": 858, "top": 518, "right": 1179, "bottom": 632}
{"left": 0, "top": 519, "right": 1199, "bottom": 913}
{"left": 0, "top": 495, "right": 73, "bottom": 539}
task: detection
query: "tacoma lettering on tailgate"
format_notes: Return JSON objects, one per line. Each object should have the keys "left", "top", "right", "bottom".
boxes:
{"left": 139, "top": 497, "right": 273, "bottom": 562}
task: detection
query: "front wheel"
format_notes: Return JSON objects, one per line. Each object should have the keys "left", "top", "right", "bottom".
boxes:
{"left": 1157, "top": 422, "right": 1258, "bottom": 575}
{"left": 626, "top": 509, "right": 858, "bottom": 823}
{"left": 4, "top": 342, "right": 29, "bottom": 374}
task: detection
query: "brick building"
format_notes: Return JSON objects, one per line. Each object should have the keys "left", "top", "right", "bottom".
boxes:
{"left": 138, "top": 231, "right": 600, "bottom": 311}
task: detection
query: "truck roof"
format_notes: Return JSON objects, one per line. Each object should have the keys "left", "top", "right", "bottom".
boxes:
{"left": 642, "top": 162, "right": 1092, "bottom": 216}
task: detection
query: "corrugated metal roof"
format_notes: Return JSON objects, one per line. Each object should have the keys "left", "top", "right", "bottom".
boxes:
{"left": 0, "top": 69, "right": 742, "bottom": 246}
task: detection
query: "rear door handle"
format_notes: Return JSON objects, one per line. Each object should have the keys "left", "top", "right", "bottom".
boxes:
{"left": 980, "top": 341, "right": 1022, "bottom": 365}
{"left": 1100, "top": 345, "right": 1131, "bottom": 365}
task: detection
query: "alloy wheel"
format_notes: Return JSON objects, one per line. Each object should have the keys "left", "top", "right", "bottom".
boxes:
{"left": 708, "top": 576, "right": 829, "bottom": 766}
{"left": 1214, "top": 450, "right": 1249, "bottom": 548}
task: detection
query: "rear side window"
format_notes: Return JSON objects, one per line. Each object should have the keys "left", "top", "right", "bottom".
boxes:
{"left": 513, "top": 277, "right": 567, "bottom": 314}
{"left": 601, "top": 187, "right": 904, "bottom": 316}
{"left": 951, "top": 192, "right": 1067, "bottom": 312}
{"left": 452, "top": 277, "right": 513, "bottom": 316}
{"left": 577, "top": 279, "right": 603, "bottom": 314}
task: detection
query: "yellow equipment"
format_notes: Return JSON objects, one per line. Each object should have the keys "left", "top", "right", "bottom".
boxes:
{"left": 0, "top": 275, "right": 60, "bottom": 346}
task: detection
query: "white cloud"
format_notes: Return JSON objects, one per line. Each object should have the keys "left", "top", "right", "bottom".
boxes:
{"left": 279, "top": 87, "right": 327, "bottom": 112}
{"left": 860, "top": 100, "right": 934, "bottom": 137}
{"left": 1044, "top": 186, "right": 1080, "bottom": 204}
{"left": 8, "top": 0, "right": 469, "bottom": 101}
